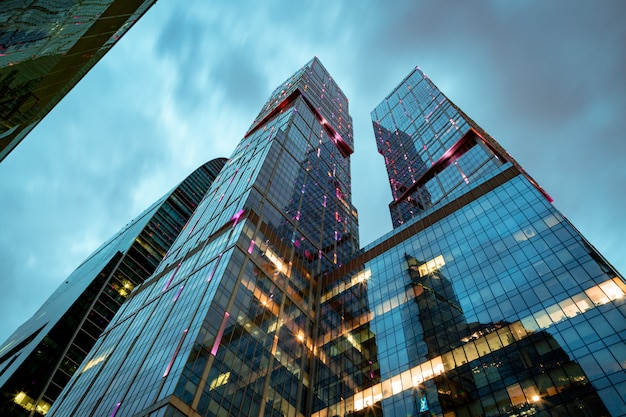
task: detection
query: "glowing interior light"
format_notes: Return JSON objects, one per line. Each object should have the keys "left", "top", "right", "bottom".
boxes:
{"left": 417, "top": 255, "right": 446, "bottom": 277}
{"left": 209, "top": 372, "right": 231, "bottom": 391}
{"left": 248, "top": 240, "right": 255, "bottom": 254}
{"left": 81, "top": 348, "right": 112, "bottom": 374}
{"left": 264, "top": 247, "right": 288, "bottom": 275}
{"left": 211, "top": 312, "right": 230, "bottom": 356}
{"left": 392, "top": 380, "right": 403, "bottom": 395}
{"left": 110, "top": 402, "right": 121, "bottom": 417}
{"left": 532, "top": 395, "right": 540, "bottom": 402}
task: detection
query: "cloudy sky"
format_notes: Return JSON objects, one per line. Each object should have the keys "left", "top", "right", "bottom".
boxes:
{"left": 0, "top": 0, "right": 624, "bottom": 344}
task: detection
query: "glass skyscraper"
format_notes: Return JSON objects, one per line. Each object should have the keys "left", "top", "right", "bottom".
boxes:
{"left": 47, "top": 57, "right": 359, "bottom": 417}
{"left": 0, "top": 158, "right": 225, "bottom": 416}
{"left": 312, "top": 67, "right": 625, "bottom": 416}
{"left": 46, "top": 61, "right": 625, "bottom": 417}
{"left": 0, "top": 0, "right": 157, "bottom": 162}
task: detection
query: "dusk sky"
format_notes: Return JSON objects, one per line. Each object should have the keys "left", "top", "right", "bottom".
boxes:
{"left": 0, "top": 0, "right": 624, "bottom": 345}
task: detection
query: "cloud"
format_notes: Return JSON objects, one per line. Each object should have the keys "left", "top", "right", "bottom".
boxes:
{"left": 0, "top": 0, "right": 625, "bottom": 348}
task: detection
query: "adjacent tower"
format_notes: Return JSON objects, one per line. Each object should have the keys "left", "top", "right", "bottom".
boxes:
{"left": 0, "top": 158, "right": 225, "bottom": 416}
{"left": 309, "top": 66, "right": 626, "bottom": 416}
{"left": 47, "top": 58, "right": 359, "bottom": 417}
{"left": 372, "top": 67, "right": 550, "bottom": 227}
{"left": 0, "top": 0, "right": 157, "bottom": 162}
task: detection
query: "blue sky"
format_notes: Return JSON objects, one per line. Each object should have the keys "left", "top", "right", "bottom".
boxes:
{"left": 0, "top": 0, "right": 624, "bottom": 344}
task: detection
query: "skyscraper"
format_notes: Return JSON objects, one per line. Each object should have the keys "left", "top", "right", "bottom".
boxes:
{"left": 0, "top": 158, "right": 225, "bottom": 416}
{"left": 310, "top": 67, "right": 625, "bottom": 416}
{"left": 0, "top": 0, "right": 157, "bottom": 162}
{"left": 47, "top": 61, "right": 626, "bottom": 417}
{"left": 47, "top": 57, "right": 359, "bottom": 417}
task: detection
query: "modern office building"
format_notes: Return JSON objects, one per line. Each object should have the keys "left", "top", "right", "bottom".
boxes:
{"left": 47, "top": 60, "right": 626, "bottom": 417}
{"left": 311, "top": 67, "right": 625, "bottom": 416}
{"left": 47, "top": 57, "right": 359, "bottom": 417}
{"left": 0, "top": 158, "right": 225, "bottom": 416}
{"left": 0, "top": 0, "right": 157, "bottom": 162}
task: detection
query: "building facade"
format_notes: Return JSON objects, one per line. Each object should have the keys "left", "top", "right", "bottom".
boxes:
{"left": 0, "top": 0, "right": 157, "bottom": 162}
{"left": 0, "top": 158, "right": 225, "bottom": 416}
{"left": 46, "top": 61, "right": 626, "bottom": 417}
{"left": 310, "top": 67, "right": 625, "bottom": 416}
{"left": 47, "top": 57, "right": 359, "bottom": 417}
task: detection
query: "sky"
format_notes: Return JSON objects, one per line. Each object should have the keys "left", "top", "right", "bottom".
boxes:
{"left": 0, "top": 0, "right": 624, "bottom": 345}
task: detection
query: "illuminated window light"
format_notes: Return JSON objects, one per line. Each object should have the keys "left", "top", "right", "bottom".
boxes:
{"left": 264, "top": 247, "right": 288, "bottom": 275}
{"left": 209, "top": 372, "right": 231, "bottom": 391}
{"left": 81, "top": 350, "right": 109, "bottom": 374}
{"left": 248, "top": 240, "right": 255, "bottom": 254}
{"left": 417, "top": 255, "right": 445, "bottom": 276}
{"left": 13, "top": 392, "right": 51, "bottom": 414}
{"left": 392, "top": 380, "right": 402, "bottom": 395}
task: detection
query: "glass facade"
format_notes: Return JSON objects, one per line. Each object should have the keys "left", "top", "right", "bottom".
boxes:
{"left": 47, "top": 58, "right": 359, "bottom": 417}
{"left": 0, "top": 0, "right": 157, "bottom": 162}
{"left": 0, "top": 158, "right": 225, "bottom": 416}
{"left": 308, "top": 67, "right": 625, "bottom": 416}
{"left": 46, "top": 62, "right": 625, "bottom": 417}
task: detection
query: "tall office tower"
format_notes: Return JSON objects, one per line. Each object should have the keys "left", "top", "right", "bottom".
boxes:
{"left": 48, "top": 58, "right": 359, "bottom": 417}
{"left": 309, "top": 67, "right": 626, "bottom": 416}
{"left": 0, "top": 0, "right": 157, "bottom": 162}
{"left": 0, "top": 158, "right": 225, "bottom": 417}
{"left": 373, "top": 69, "right": 549, "bottom": 228}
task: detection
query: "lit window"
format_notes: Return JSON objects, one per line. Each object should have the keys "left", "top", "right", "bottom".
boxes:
{"left": 418, "top": 255, "right": 446, "bottom": 276}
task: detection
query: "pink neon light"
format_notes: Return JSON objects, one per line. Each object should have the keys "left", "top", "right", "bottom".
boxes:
{"left": 188, "top": 217, "right": 200, "bottom": 235}
{"left": 207, "top": 253, "right": 223, "bottom": 283}
{"left": 163, "top": 328, "right": 188, "bottom": 377}
{"left": 229, "top": 170, "right": 238, "bottom": 185}
{"left": 322, "top": 195, "right": 327, "bottom": 207}
{"left": 231, "top": 209, "right": 245, "bottom": 226}
{"left": 162, "top": 263, "right": 181, "bottom": 292}
{"left": 248, "top": 240, "right": 255, "bottom": 254}
{"left": 110, "top": 402, "right": 121, "bottom": 417}
{"left": 173, "top": 285, "right": 184, "bottom": 302}
{"left": 211, "top": 312, "right": 230, "bottom": 356}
